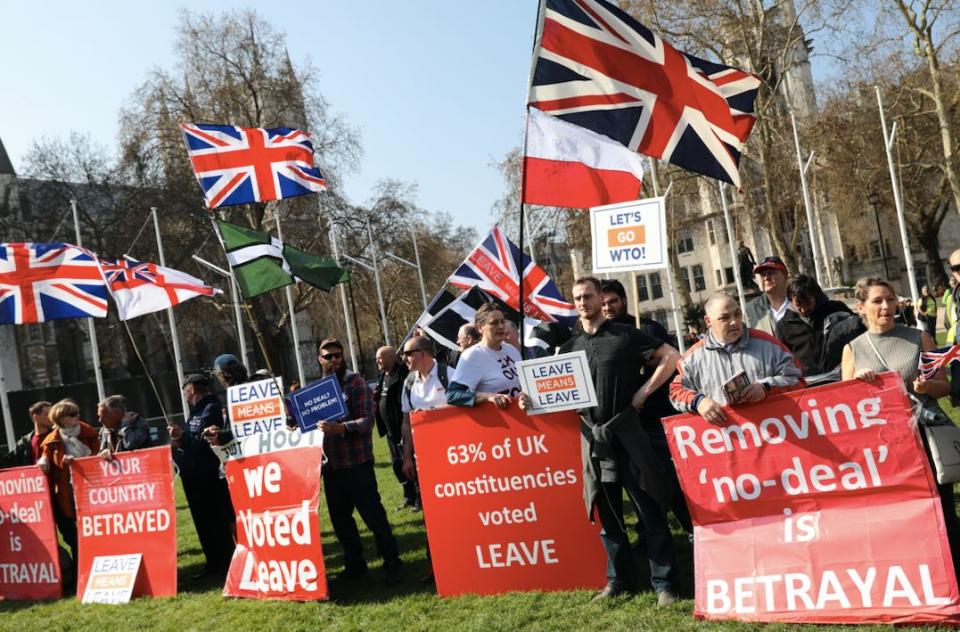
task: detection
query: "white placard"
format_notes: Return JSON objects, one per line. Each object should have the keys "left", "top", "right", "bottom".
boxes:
{"left": 590, "top": 197, "right": 668, "bottom": 273}
{"left": 226, "top": 377, "right": 285, "bottom": 439}
{"left": 82, "top": 553, "right": 141, "bottom": 605}
{"left": 517, "top": 350, "right": 598, "bottom": 415}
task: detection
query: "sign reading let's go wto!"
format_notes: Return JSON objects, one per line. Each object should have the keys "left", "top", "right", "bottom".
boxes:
{"left": 590, "top": 197, "right": 667, "bottom": 274}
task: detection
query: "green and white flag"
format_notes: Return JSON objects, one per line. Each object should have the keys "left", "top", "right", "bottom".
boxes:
{"left": 214, "top": 219, "right": 349, "bottom": 299}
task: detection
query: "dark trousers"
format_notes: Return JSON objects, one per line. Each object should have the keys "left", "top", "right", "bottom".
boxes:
{"left": 52, "top": 507, "right": 77, "bottom": 590}
{"left": 596, "top": 452, "right": 676, "bottom": 594}
{"left": 323, "top": 460, "right": 401, "bottom": 572}
{"left": 182, "top": 472, "right": 236, "bottom": 571}
{"left": 386, "top": 429, "right": 417, "bottom": 504}
{"left": 644, "top": 423, "right": 693, "bottom": 534}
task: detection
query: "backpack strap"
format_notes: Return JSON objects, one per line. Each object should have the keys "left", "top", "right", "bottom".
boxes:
{"left": 436, "top": 361, "right": 450, "bottom": 390}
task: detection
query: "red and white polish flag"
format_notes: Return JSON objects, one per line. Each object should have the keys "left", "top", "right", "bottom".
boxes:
{"left": 522, "top": 107, "right": 645, "bottom": 209}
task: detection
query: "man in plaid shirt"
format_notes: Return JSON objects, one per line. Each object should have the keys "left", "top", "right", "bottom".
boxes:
{"left": 317, "top": 338, "right": 403, "bottom": 584}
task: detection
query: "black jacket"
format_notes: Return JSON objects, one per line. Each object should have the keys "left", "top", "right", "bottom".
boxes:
{"left": 776, "top": 300, "right": 854, "bottom": 375}
{"left": 374, "top": 364, "right": 408, "bottom": 439}
{"left": 0, "top": 430, "right": 40, "bottom": 469}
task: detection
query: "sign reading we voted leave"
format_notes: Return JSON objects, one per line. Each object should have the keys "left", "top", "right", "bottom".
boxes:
{"left": 287, "top": 375, "right": 347, "bottom": 433}
{"left": 228, "top": 377, "right": 285, "bottom": 439}
{"left": 590, "top": 197, "right": 667, "bottom": 273}
{"left": 517, "top": 351, "right": 597, "bottom": 415}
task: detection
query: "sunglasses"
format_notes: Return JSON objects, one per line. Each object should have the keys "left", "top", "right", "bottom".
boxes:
{"left": 320, "top": 352, "right": 343, "bottom": 360}
{"left": 951, "top": 263, "right": 960, "bottom": 273}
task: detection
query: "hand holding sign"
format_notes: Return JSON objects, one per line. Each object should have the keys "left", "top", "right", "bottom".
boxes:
{"left": 287, "top": 375, "right": 348, "bottom": 433}
{"left": 516, "top": 351, "right": 598, "bottom": 415}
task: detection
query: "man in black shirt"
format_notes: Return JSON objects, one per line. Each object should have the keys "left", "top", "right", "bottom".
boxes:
{"left": 527, "top": 276, "right": 682, "bottom": 604}
{"left": 600, "top": 279, "right": 670, "bottom": 343}
{"left": 374, "top": 346, "right": 415, "bottom": 509}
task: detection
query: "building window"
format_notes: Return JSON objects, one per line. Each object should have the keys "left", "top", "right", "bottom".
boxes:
{"left": 654, "top": 310, "right": 668, "bottom": 326}
{"left": 693, "top": 264, "right": 706, "bottom": 291}
{"left": 707, "top": 220, "right": 716, "bottom": 246}
{"left": 725, "top": 267, "right": 735, "bottom": 284}
{"left": 676, "top": 229, "right": 694, "bottom": 254}
{"left": 681, "top": 267, "right": 691, "bottom": 292}
{"left": 637, "top": 274, "right": 649, "bottom": 302}
{"left": 715, "top": 269, "right": 722, "bottom": 286}
{"left": 650, "top": 272, "right": 663, "bottom": 299}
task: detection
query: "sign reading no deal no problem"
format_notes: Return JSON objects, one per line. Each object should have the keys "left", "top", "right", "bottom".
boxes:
{"left": 591, "top": 197, "right": 668, "bottom": 273}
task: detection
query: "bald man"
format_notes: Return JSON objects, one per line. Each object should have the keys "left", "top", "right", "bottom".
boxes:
{"left": 374, "top": 345, "right": 414, "bottom": 507}
{"left": 670, "top": 293, "right": 803, "bottom": 425}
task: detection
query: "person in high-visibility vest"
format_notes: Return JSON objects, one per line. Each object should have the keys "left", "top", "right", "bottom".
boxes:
{"left": 918, "top": 285, "right": 939, "bottom": 338}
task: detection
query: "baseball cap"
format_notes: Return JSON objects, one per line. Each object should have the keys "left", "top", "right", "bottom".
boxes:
{"left": 182, "top": 373, "right": 210, "bottom": 388}
{"left": 318, "top": 337, "right": 343, "bottom": 351}
{"left": 753, "top": 255, "right": 788, "bottom": 275}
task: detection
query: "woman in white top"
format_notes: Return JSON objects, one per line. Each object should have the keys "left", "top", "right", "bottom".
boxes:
{"left": 446, "top": 303, "right": 521, "bottom": 409}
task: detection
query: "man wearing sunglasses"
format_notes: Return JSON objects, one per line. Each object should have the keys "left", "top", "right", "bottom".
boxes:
{"left": 317, "top": 338, "right": 403, "bottom": 585}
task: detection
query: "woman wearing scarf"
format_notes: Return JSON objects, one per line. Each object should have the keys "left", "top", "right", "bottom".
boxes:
{"left": 37, "top": 399, "right": 99, "bottom": 566}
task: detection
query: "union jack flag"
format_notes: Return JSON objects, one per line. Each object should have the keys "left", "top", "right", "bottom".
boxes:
{"left": 529, "top": 0, "right": 762, "bottom": 187}
{"left": 919, "top": 345, "right": 960, "bottom": 380}
{"left": 99, "top": 257, "right": 218, "bottom": 321}
{"left": 180, "top": 123, "right": 328, "bottom": 208}
{"left": 0, "top": 243, "right": 108, "bottom": 324}
{"left": 447, "top": 226, "right": 577, "bottom": 327}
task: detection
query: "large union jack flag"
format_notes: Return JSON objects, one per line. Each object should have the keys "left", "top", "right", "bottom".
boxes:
{"left": 529, "top": 0, "right": 762, "bottom": 187}
{"left": 447, "top": 226, "right": 577, "bottom": 327}
{"left": 919, "top": 345, "right": 960, "bottom": 380}
{"left": 180, "top": 123, "right": 328, "bottom": 208}
{"left": 0, "top": 243, "right": 108, "bottom": 324}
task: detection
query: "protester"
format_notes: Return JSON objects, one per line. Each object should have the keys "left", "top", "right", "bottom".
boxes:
{"left": 445, "top": 303, "right": 521, "bottom": 409}
{"left": 670, "top": 292, "right": 803, "bottom": 425}
{"left": 169, "top": 373, "right": 236, "bottom": 579}
{"left": 738, "top": 241, "right": 757, "bottom": 290}
{"left": 373, "top": 346, "right": 415, "bottom": 509}
{"left": 202, "top": 353, "right": 252, "bottom": 446}
{"left": 917, "top": 284, "right": 938, "bottom": 338}
{"left": 399, "top": 335, "right": 455, "bottom": 584}
{"left": 0, "top": 400, "right": 52, "bottom": 468}
{"left": 745, "top": 255, "right": 791, "bottom": 335}
{"left": 945, "top": 276, "right": 958, "bottom": 345}
{"left": 36, "top": 399, "right": 99, "bottom": 566}
{"left": 840, "top": 277, "right": 960, "bottom": 573}
{"left": 775, "top": 274, "right": 854, "bottom": 375}
{"left": 503, "top": 319, "right": 521, "bottom": 351}
{"left": 317, "top": 338, "right": 403, "bottom": 584}
{"left": 522, "top": 276, "right": 682, "bottom": 604}
{"left": 600, "top": 278, "right": 671, "bottom": 342}
{"left": 96, "top": 395, "right": 151, "bottom": 459}
{"left": 447, "top": 323, "right": 480, "bottom": 367}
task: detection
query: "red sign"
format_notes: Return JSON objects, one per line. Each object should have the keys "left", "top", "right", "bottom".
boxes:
{"left": 411, "top": 404, "right": 606, "bottom": 596}
{"left": 223, "top": 434, "right": 327, "bottom": 601}
{"left": 664, "top": 373, "right": 960, "bottom": 624}
{"left": 72, "top": 446, "right": 177, "bottom": 599}
{"left": 0, "top": 466, "right": 61, "bottom": 600}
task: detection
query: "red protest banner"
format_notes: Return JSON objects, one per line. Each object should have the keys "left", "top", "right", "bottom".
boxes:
{"left": 0, "top": 466, "right": 61, "bottom": 600}
{"left": 72, "top": 446, "right": 177, "bottom": 599}
{"left": 223, "top": 432, "right": 327, "bottom": 601}
{"left": 664, "top": 372, "right": 960, "bottom": 624}
{"left": 411, "top": 403, "right": 606, "bottom": 597}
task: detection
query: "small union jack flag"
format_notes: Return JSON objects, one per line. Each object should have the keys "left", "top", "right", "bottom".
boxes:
{"left": 99, "top": 257, "right": 218, "bottom": 321}
{"left": 180, "top": 123, "right": 327, "bottom": 208}
{"left": 447, "top": 226, "right": 577, "bottom": 327}
{"left": 0, "top": 242, "right": 108, "bottom": 324}
{"left": 919, "top": 345, "right": 960, "bottom": 380}
{"left": 529, "top": 0, "right": 761, "bottom": 187}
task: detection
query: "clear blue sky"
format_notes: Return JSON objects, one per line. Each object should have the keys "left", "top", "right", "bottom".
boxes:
{"left": 0, "top": 1, "right": 539, "bottom": 234}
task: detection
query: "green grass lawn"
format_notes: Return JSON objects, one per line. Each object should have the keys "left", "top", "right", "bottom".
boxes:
{"left": 5, "top": 356, "right": 960, "bottom": 632}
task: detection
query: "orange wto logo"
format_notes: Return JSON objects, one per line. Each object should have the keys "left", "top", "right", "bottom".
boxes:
{"left": 607, "top": 224, "right": 646, "bottom": 247}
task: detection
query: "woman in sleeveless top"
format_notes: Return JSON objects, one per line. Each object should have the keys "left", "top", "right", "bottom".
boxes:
{"left": 841, "top": 277, "right": 959, "bottom": 577}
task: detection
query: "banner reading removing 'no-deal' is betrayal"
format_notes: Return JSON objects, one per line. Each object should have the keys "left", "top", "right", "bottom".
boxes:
{"left": 411, "top": 404, "right": 605, "bottom": 597}
{"left": 0, "top": 466, "right": 61, "bottom": 600}
{"left": 222, "top": 428, "right": 327, "bottom": 601}
{"left": 72, "top": 446, "right": 177, "bottom": 600}
{"left": 665, "top": 373, "right": 960, "bottom": 625}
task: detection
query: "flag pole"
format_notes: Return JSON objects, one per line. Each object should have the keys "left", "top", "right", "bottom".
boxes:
{"left": 71, "top": 199, "right": 106, "bottom": 402}
{"left": 876, "top": 86, "right": 920, "bottom": 304}
{"left": 648, "top": 159, "right": 685, "bottom": 353}
{"left": 718, "top": 184, "right": 748, "bottom": 314}
{"left": 790, "top": 112, "right": 824, "bottom": 284}
{"left": 209, "top": 216, "right": 252, "bottom": 368}
{"left": 151, "top": 207, "right": 189, "bottom": 421}
{"left": 366, "top": 216, "right": 391, "bottom": 347}
{"left": 273, "top": 212, "right": 306, "bottom": 386}
{"left": 330, "top": 226, "right": 359, "bottom": 372}
{"left": 410, "top": 224, "right": 429, "bottom": 311}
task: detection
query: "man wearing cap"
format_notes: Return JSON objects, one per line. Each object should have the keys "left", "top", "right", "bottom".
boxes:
{"left": 170, "top": 373, "right": 236, "bottom": 578}
{"left": 745, "top": 256, "right": 792, "bottom": 336}
{"left": 317, "top": 338, "right": 403, "bottom": 584}
{"left": 202, "top": 353, "right": 252, "bottom": 446}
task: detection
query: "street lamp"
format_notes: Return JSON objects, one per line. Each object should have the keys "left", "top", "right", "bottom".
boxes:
{"left": 867, "top": 191, "right": 891, "bottom": 279}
